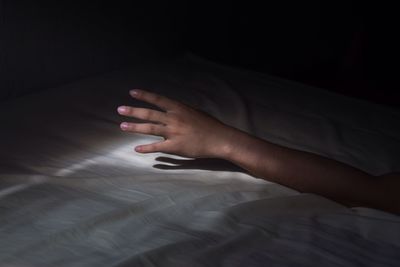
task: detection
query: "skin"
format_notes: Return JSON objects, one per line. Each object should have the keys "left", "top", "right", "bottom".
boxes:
{"left": 118, "top": 89, "right": 400, "bottom": 214}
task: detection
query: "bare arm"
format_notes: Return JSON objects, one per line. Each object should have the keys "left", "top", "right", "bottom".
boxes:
{"left": 222, "top": 130, "right": 400, "bottom": 213}
{"left": 118, "top": 89, "right": 400, "bottom": 214}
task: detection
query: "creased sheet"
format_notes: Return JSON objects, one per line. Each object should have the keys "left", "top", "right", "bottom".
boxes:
{"left": 0, "top": 54, "right": 399, "bottom": 266}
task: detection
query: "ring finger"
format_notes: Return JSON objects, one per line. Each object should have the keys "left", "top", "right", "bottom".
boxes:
{"left": 120, "top": 122, "right": 166, "bottom": 137}
{"left": 118, "top": 106, "right": 168, "bottom": 124}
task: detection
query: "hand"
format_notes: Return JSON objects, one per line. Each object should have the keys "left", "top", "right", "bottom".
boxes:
{"left": 117, "top": 91, "right": 400, "bottom": 214}
{"left": 117, "top": 89, "right": 237, "bottom": 158}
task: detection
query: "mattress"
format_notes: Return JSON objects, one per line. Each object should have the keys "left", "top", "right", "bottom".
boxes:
{"left": 0, "top": 54, "right": 399, "bottom": 266}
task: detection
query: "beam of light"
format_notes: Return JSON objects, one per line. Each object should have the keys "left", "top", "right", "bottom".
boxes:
{"left": 0, "top": 175, "right": 49, "bottom": 199}
{"left": 51, "top": 135, "right": 262, "bottom": 184}
{"left": 54, "top": 136, "right": 164, "bottom": 177}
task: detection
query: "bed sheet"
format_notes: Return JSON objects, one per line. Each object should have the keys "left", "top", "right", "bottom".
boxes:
{"left": 0, "top": 54, "right": 399, "bottom": 266}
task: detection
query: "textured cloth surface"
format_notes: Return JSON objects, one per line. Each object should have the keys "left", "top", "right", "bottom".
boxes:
{"left": 0, "top": 54, "right": 399, "bottom": 266}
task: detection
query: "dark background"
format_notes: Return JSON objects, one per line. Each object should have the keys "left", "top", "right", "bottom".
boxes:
{"left": 1, "top": 1, "right": 399, "bottom": 107}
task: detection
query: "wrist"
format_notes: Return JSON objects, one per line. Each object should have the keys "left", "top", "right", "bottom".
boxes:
{"left": 213, "top": 126, "right": 248, "bottom": 161}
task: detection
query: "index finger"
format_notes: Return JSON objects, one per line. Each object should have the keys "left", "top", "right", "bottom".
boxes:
{"left": 130, "top": 89, "right": 181, "bottom": 111}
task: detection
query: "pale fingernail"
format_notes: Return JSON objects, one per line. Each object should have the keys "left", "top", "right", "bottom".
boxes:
{"left": 135, "top": 146, "right": 142, "bottom": 152}
{"left": 117, "top": 106, "right": 127, "bottom": 114}
{"left": 120, "top": 122, "right": 129, "bottom": 130}
{"left": 130, "top": 90, "right": 140, "bottom": 97}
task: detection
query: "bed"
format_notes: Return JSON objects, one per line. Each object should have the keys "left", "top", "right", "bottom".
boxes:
{"left": 1, "top": 53, "right": 399, "bottom": 266}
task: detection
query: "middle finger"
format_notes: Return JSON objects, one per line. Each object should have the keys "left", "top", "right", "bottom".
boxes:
{"left": 118, "top": 106, "right": 168, "bottom": 124}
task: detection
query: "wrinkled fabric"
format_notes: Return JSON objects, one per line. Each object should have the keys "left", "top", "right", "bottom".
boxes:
{"left": 0, "top": 54, "right": 399, "bottom": 266}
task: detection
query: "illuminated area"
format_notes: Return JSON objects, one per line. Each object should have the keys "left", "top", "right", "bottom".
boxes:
{"left": 53, "top": 135, "right": 260, "bottom": 184}
{"left": 54, "top": 137, "right": 164, "bottom": 177}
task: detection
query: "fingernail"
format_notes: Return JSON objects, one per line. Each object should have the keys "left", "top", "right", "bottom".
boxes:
{"left": 117, "top": 106, "right": 127, "bottom": 114}
{"left": 135, "top": 146, "right": 142, "bottom": 152}
{"left": 130, "top": 89, "right": 140, "bottom": 96}
{"left": 120, "top": 122, "right": 129, "bottom": 130}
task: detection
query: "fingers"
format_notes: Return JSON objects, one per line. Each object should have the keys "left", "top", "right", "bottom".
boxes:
{"left": 129, "top": 89, "right": 181, "bottom": 111}
{"left": 118, "top": 89, "right": 181, "bottom": 155}
{"left": 118, "top": 106, "right": 167, "bottom": 124}
{"left": 135, "top": 140, "right": 170, "bottom": 154}
{"left": 120, "top": 122, "right": 165, "bottom": 137}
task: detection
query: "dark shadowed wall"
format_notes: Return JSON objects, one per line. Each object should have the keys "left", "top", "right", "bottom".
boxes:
{"left": 183, "top": 1, "right": 399, "bottom": 107}
{"left": 1, "top": 1, "right": 398, "bottom": 107}
{"left": 0, "top": 1, "right": 185, "bottom": 100}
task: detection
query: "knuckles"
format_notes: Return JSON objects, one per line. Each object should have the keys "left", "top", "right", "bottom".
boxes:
{"left": 140, "top": 109, "right": 151, "bottom": 119}
{"left": 148, "top": 124, "right": 157, "bottom": 133}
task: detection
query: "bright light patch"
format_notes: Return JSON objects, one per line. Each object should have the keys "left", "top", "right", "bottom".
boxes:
{"left": 54, "top": 136, "right": 164, "bottom": 177}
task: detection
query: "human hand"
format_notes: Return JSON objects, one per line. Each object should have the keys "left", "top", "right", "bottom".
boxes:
{"left": 117, "top": 89, "right": 238, "bottom": 158}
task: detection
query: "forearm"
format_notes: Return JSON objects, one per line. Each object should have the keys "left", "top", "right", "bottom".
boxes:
{"left": 219, "top": 128, "right": 399, "bottom": 213}
{"left": 118, "top": 89, "right": 399, "bottom": 214}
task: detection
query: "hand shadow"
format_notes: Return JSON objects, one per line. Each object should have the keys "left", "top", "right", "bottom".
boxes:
{"left": 153, "top": 156, "right": 248, "bottom": 173}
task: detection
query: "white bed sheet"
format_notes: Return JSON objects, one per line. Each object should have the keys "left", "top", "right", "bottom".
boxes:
{"left": 0, "top": 54, "right": 399, "bottom": 266}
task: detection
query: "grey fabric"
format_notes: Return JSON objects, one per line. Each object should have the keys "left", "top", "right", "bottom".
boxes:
{"left": 0, "top": 54, "right": 399, "bottom": 266}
